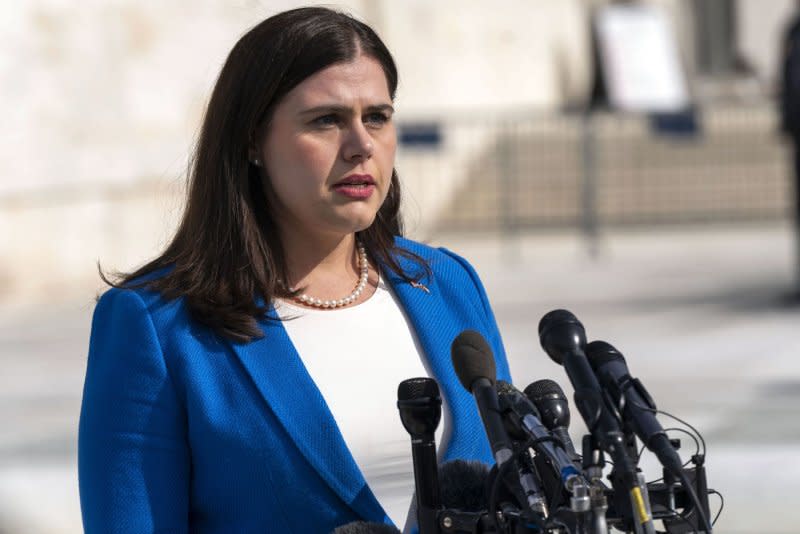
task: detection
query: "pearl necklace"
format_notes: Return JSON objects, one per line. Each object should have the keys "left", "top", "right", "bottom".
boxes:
{"left": 290, "top": 243, "right": 370, "bottom": 309}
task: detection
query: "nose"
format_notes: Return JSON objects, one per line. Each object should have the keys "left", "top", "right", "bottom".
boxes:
{"left": 342, "top": 121, "right": 374, "bottom": 162}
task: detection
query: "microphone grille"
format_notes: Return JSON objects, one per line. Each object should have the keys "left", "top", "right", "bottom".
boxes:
{"left": 397, "top": 377, "right": 439, "bottom": 402}
{"left": 451, "top": 329, "right": 496, "bottom": 390}
{"left": 524, "top": 379, "right": 567, "bottom": 402}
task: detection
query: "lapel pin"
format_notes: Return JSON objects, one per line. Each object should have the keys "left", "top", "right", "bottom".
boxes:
{"left": 410, "top": 281, "right": 430, "bottom": 293}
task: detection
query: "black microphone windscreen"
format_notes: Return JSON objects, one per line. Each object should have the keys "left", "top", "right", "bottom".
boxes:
{"left": 451, "top": 330, "right": 496, "bottom": 390}
{"left": 538, "top": 309, "right": 587, "bottom": 365}
{"left": 331, "top": 521, "right": 401, "bottom": 534}
{"left": 438, "top": 459, "right": 490, "bottom": 512}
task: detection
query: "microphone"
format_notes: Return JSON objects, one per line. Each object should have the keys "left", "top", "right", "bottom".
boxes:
{"left": 524, "top": 379, "right": 579, "bottom": 461}
{"left": 537, "top": 311, "right": 634, "bottom": 473}
{"left": 450, "top": 331, "right": 548, "bottom": 520}
{"left": 496, "top": 381, "right": 583, "bottom": 487}
{"left": 585, "top": 341, "right": 683, "bottom": 475}
{"left": 586, "top": 341, "right": 714, "bottom": 533}
{"left": 397, "top": 377, "right": 442, "bottom": 534}
{"left": 496, "top": 380, "right": 590, "bottom": 517}
{"left": 538, "top": 310, "right": 655, "bottom": 534}
{"left": 331, "top": 522, "right": 401, "bottom": 534}
{"left": 450, "top": 330, "right": 514, "bottom": 467}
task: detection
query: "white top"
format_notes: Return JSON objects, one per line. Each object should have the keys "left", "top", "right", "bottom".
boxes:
{"left": 274, "top": 277, "right": 446, "bottom": 529}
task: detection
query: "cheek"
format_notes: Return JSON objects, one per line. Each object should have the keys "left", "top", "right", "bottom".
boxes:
{"left": 267, "top": 135, "right": 338, "bottom": 192}
{"left": 377, "top": 129, "right": 397, "bottom": 174}
{"left": 295, "top": 137, "right": 339, "bottom": 178}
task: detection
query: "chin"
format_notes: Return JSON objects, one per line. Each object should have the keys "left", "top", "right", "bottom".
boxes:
{"left": 331, "top": 208, "right": 379, "bottom": 234}
{"left": 352, "top": 215, "right": 379, "bottom": 233}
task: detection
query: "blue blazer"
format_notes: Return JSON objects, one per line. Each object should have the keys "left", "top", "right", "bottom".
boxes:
{"left": 78, "top": 238, "right": 512, "bottom": 533}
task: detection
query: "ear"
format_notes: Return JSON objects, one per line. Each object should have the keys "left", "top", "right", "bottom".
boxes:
{"left": 248, "top": 126, "right": 267, "bottom": 167}
{"left": 249, "top": 118, "right": 270, "bottom": 157}
{"left": 248, "top": 136, "right": 263, "bottom": 167}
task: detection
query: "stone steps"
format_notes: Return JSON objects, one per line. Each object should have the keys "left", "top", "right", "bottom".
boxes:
{"left": 435, "top": 106, "right": 793, "bottom": 231}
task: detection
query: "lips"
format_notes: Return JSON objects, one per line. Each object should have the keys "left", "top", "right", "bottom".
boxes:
{"left": 332, "top": 174, "right": 376, "bottom": 199}
{"left": 334, "top": 174, "right": 375, "bottom": 187}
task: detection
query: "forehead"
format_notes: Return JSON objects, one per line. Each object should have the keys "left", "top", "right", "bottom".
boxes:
{"left": 283, "top": 54, "right": 391, "bottom": 107}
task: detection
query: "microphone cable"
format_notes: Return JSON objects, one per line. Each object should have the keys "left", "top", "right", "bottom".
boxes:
{"left": 638, "top": 427, "right": 700, "bottom": 477}
{"left": 616, "top": 399, "right": 707, "bottom": 462}
{"left": 614, "top": 386, "right": 718, "bottom": 533}
{"left": 486, "top": 441, "right": 566, "bottom": 534}
{"left": 708, "top": 489, "right": 725, "bottom": 527}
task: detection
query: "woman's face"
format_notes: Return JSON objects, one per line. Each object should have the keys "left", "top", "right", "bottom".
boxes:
{"left": 258, "top": 53, "right": 396, "bottom": 242}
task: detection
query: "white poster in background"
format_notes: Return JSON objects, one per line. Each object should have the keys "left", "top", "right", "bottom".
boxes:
{"left": 595, "top": 4, "right": 690, "bottom": 113}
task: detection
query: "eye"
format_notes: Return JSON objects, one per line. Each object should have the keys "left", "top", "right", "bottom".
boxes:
{"left": 364, "top": 112, "right": 391, "bottom": 128}
{"left": 311, "top": 114, "right": 340, "bottom": 128}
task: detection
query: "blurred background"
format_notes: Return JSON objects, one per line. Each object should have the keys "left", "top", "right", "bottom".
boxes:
{"left": 2, "top": 0, "right": 800, "bottom": 532}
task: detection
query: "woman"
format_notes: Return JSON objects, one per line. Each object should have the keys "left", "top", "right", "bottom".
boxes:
{"left": 79, "top": 7, "right": 511, "bottom": 533}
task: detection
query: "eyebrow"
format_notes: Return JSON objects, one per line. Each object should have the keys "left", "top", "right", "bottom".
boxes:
{"left": 298, "top": 103, "right": 395, "bottom": 116}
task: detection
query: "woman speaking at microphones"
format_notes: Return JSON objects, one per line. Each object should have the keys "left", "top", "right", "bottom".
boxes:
{"left": 78, "top": 7, "right": 511, "bottom": 533}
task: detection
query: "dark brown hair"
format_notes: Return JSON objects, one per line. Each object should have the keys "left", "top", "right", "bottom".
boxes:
{"left": 103, "top": 7, "right": 429, "bottom": 342}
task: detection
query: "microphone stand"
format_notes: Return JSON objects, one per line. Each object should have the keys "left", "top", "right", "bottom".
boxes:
{"left": 599, "top": 442, "right": 713, "bottom": 534}
{"left": 642, "top": 450, "right": 712, "bottom": 534}
{"left": 580, "top": 435, "right": 609, "bottom": 534}
{"left": 409, "top": 423, "right": 714, "bottom": 533}
{"left": 397, "top": 378, "right": 443, "bottom": 534}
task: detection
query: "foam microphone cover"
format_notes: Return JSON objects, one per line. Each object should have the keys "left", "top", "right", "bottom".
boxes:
{"left": 451, "top": 329, "right": 496, "bottom": 391}
{"left": 438, "top": 459, "right": 491, "bottom": 512}
{"left": 331, "top": 521, "right": 401, "bottom": 534}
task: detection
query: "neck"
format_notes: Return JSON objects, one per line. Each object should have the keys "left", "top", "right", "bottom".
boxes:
{"left": 280, "top": 229, "right": 361, "bottom": 297}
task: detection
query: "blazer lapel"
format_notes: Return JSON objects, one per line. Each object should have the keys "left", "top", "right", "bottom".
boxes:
{"left": 383, "top": 260, "right": 471, "bottom": 459}
{"left": 226, "top": 248, "right": 476, "bottom": 523}
{"left": 228, "top": 310, "right": 386, "bottom": 521}
{"left": 383, "top": 268, "right": 448, "bottom": 377}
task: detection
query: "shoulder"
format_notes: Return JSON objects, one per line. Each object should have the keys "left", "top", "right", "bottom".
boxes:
{"left": 393, "top": 236, "right": 482, "bottom": 281}
{"left": 96, "top": 265, "right": 174, "bottom": 312}
{"left": 93, "top": 271, "right": 191, "bottom": 341}
{"left": 393, "top": 237, "right": 512, "bottom": 381}
{"left": 394, "top": 236, "right": 473, "bottom": 268}
{"left": 95, "top": 284, "right": 171, "bottom": 320}
{"left": 393, "top": 235, "right": 438, "bottom": 260}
